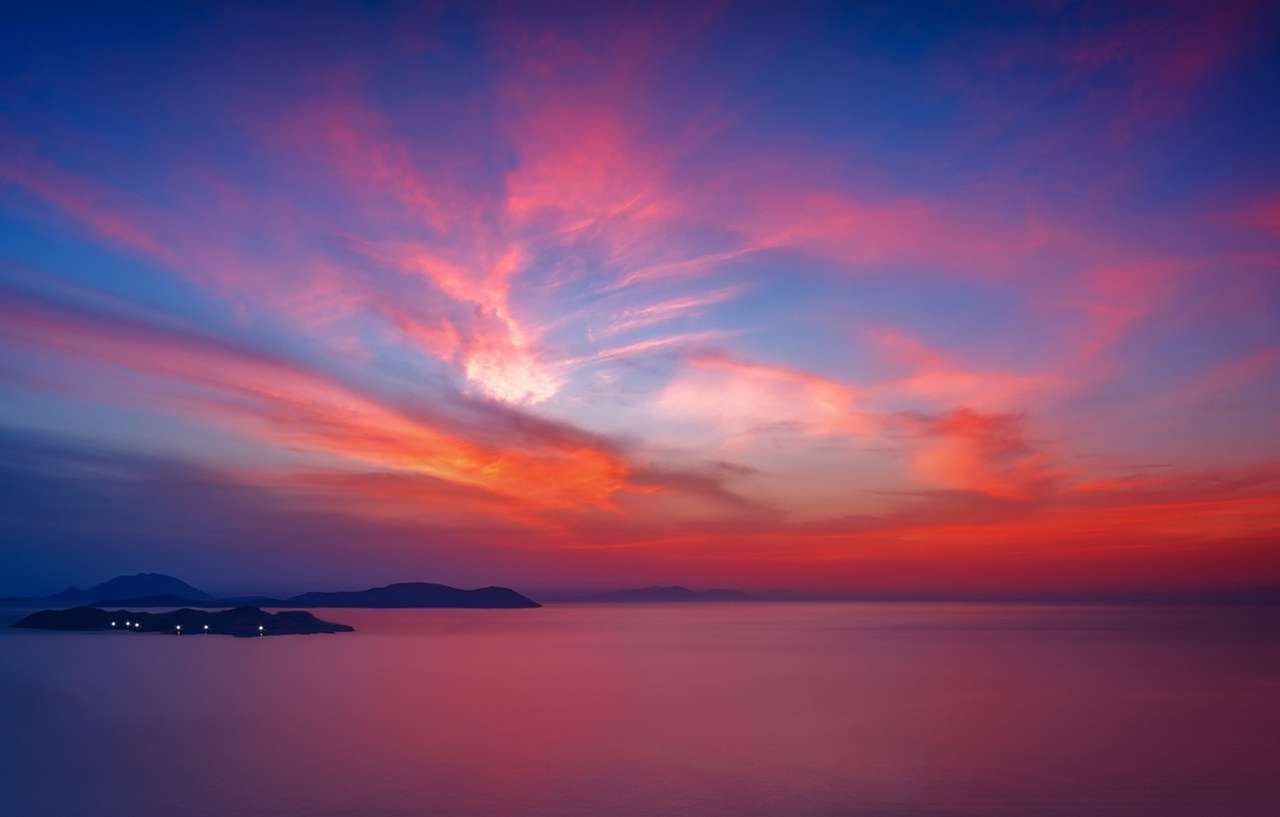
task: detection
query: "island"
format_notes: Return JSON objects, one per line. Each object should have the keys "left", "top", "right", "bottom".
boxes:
{"left": 1, "top": 574, "right": 542, "bottom": 609}
{"left": 0, "top": 572, "right": 211, "bottom": 607}
{"left": 285, "top": 582, "right": 541, "bottom": 608}
{"left": 12, "top": 606, "right": 354, "bottom": 637}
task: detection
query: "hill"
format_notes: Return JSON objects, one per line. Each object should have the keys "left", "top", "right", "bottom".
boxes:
{"left": 285, "top": 582, "right": 540, "bottom": 608}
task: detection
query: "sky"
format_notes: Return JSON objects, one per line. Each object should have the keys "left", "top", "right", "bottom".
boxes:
{"left": 1, "top": 1, "right": 1278, "bottom": 597}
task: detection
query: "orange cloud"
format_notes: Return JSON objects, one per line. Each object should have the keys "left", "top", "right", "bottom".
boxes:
{"left": 0, "top": 290, "right": 623, "bottom": 518}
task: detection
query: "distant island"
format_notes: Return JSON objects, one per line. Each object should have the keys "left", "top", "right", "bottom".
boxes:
{"left": 13, "top": 606, "right": 353, "bottom": 637}
{"left": 0, "top": 573, "right": 541, "bottom": 609}
{"left": 577, "top": 585, "right": 751, "bottom": 603}
{"left": 1, "top": 572, "right": 212, "bottom": 606}
{"left": 286, "top": 582, "right": 540, "bottom": 608}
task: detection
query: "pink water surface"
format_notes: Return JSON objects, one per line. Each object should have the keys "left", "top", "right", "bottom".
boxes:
{"left": 2, "top": 603, "right": 1278, "bottom": 816}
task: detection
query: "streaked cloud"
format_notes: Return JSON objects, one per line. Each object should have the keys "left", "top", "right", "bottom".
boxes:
{"left": 0, "top": 1, "right": 1276, "bottom": 594}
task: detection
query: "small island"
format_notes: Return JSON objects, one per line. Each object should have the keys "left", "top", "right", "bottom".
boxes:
{"left": 12, "top": 606, "right": 354, "bottom": 637}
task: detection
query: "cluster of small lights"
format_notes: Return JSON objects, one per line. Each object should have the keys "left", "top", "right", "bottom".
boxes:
{"left": 107, "top": 617, "right": 270, "bottom": 635}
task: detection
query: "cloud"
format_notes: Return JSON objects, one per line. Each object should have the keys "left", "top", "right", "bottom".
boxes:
{"left": 0, "top": 427, "right": 550, "bottom": 595}
{"left": 592, "top": 285, "right": 747, "bottom": 339}
{"left": 0, "top": 143, "right": 175, "bottom": 264}
{"left": 864, "top": 327, "right": 1062, "bottom": 411}
{"left": 896, "top": 409, "right": 1063, "bottom": 500}
{"left": 651, "top": 351, "right": 869, "bottom": 450}
{"left": 0, "top": 286, "right": 622, "bottom": 514}
{"left": 2, "top": 2, "right": 1277, "bottom": 595}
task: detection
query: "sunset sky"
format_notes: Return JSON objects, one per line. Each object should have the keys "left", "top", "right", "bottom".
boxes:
{"left": 2, "top": 2, "right": 1277, "bottom": 597}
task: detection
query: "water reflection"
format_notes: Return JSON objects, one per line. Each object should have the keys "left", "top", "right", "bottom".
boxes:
{"left": 1, "top": 603, "right": 1277, "bottom": 817}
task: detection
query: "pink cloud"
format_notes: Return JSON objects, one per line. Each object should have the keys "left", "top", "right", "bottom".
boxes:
{"left": 0, "top": 145, "right": 175, "bottom": 265}
{"left": 593, "top": 285, "right": 747, "bottom": 339}
{"left": 899, "top": 409, "right": 1063, "bottom": 500}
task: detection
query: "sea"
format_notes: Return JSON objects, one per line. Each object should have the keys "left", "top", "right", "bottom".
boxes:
{"left": 2, "top": 602, "right": 1278, "bottom": 817}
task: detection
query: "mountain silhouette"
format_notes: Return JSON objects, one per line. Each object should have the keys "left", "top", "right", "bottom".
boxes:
{"left": 285, "top": 582, "right": 540, "bottom": 608}
{"left": 47, "top": 573, "right": 210, "bottom": 604}
{"left": 1, "top": 576, "right": 540, "bottom": 609}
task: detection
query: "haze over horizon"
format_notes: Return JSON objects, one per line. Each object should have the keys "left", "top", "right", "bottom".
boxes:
{"left": 2, "top": 2, "right": 1278, "bottom": 598}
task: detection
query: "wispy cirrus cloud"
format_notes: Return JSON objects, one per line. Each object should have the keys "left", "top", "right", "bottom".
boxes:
{"left": 1, "top": 1, "right": 1276, "bottom": 594}
{"left": 0, "top": 286, "right": 626, "bottom": 518}
{"left": 592, "top": 285, "right": 748, "bottom": 339}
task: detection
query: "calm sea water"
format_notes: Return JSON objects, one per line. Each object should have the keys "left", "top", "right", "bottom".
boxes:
{"left": 1, "top": 603, "right": 1278, "bottom": 817}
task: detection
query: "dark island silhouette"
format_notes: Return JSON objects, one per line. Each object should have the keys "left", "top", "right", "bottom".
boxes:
{"left": 0, "top": 573, "right": 541, "bottom": 609}
{"left": 13, "top": 606, "right": 353, "bottom": 637}
{"left": 579, "top": 585, "right": 751, "bottom": 602}
{"left": 286, "top": 582, "right": 540, "bottom": 608}
{"left": 7, "top": 572, "right": 213, "bottom": 606}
